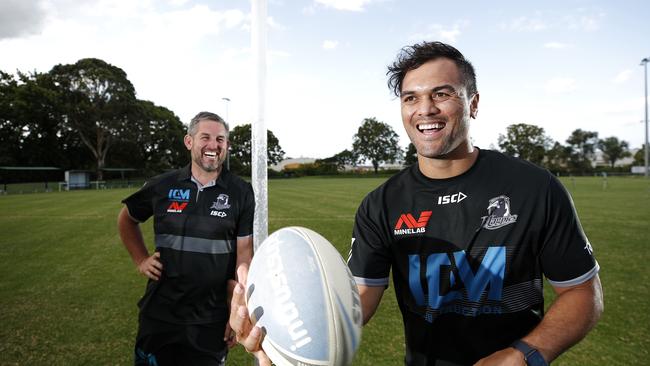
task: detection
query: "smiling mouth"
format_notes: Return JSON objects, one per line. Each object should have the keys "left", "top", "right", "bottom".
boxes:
{"left": 203, "top": 151, "right": 217, "bottom": 159}
{"left": 417, "top": 122, "right": 445, "bottom": 133}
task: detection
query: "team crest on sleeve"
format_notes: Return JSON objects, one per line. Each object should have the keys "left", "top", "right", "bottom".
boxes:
{"left": 481, "top": 195, "right": 518, "bottom": 230}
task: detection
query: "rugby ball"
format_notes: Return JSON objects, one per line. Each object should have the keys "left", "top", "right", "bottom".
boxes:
{"left": 246, "top": 227, "right": 363, "bottom": 366}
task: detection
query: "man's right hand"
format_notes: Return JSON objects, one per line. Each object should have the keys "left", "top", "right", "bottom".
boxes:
{"left": 229, "top": 268, "right": 272, "bottom": 366}
{"left": 137, "top": 252, "right": 163, "bottom": 281}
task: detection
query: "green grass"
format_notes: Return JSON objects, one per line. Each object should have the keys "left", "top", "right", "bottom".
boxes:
{"left": 0, "top": 176, "right": 648, "bottom": 365}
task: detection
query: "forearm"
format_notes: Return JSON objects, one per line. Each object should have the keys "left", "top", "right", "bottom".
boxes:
{"left": 522, "top": 276, "right": 604, "bottom": 362}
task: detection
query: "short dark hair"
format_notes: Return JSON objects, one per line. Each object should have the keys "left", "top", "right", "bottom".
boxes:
{"left": 188, "top": 111, "right": 229, "bottom": 136}
{"left": 387, "top": 41, "right": 477, "bottom": 97}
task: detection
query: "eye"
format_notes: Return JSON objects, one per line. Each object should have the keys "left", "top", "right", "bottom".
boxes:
{"left": 433, "top": 92, "right": 451, "bottom": 99}
{"left": 402, "top": 95, "right": 416, "bottom": 103}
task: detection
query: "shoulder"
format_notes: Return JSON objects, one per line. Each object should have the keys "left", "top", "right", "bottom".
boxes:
{"left": 225, "top": 171, "right": 253, "bottom": 191}
{"left": 139, "top": 167, "right": 186, "bottom": 191}
{"left": 478, "top": 149, "right": 553, "bottom": 182}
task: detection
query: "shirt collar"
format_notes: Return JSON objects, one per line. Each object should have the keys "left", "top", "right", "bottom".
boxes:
{"left": 177, "top": 164, "right": 230, "bottom": 189}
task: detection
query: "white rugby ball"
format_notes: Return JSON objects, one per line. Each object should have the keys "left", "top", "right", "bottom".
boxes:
{"left": 246, "top": 226, "right": 363, "bottom": 366}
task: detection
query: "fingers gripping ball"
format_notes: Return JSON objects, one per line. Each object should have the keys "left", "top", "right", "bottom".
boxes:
{"left": 246, "top": 227, "right": 363, "bottom": 366}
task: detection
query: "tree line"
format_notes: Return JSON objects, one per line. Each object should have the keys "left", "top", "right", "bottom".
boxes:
{"left": 1, "top": 58, "right": 644, "bottom": 182}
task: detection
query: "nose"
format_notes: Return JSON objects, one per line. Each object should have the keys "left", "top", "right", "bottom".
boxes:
{"left": 417, "top": 97, "right": 441, "bottom": 117}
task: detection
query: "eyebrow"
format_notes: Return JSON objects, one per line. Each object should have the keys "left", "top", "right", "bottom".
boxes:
{"left": 401, "top": 84, "right": 458, "bottom": 97}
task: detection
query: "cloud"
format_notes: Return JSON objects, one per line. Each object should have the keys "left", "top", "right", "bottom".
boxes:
{"left": 565, "top": 10, "right": 605, "bottom": 31}
{"left": 409, "top": 20, "right": 468, "bottom": 43}
{"left": 500, "top": 14, "right": 548, "bottom": 32}
{"left": 544, "top": 78, "right": 577, "bottom": 93}
{"left": 0, "top": 0, "right": 47, "bottom": 39}
{"left": 544, "top": 42, "right": 569, "bottom": 49}
{"left": 314, "top": 0, "right": 374, "bottom": 12}
{"left": 322, "top": 40, "right": 338, "bottom": 50}
{"left": 613, "top": 69, "right": 633, "bottom": 84}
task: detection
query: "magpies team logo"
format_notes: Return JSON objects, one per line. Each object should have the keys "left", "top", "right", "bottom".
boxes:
{"left": 211, "top": 194, "right": 231, "bottom": 210}
{"left": 481, "top": 195, "right": 518, "bottom": 230}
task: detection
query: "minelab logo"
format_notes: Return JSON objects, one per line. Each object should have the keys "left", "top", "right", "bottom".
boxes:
{"left": 481, "top": 195, "right": 517, "bottom": 230}
{"left": 394, "top": 211, "right": 432, "bottom": 235}
{"left": 167, "top": 201, "right": 188, "bottom": 213}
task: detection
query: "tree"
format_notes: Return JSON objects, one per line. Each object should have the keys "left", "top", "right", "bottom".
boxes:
{"left": 599, "top": 137, "right": 631, "bottom": 168}
{"left": 404, "top": 143, "right": 418, "bottom": 166}
{"left": 545, "top": 141, "right": 570, "bottom": 173}
{"left": 228, "top": 124, "right": 285, "bottom": 176}
{"left": 109, "top": 100, "right": 187, "bottom": 175}
{"left": 565, "top": 129, "right": 599, "bottom": 174}
{"left": 49, "top": 58, "right": 138, "bottom": 180}
{"left": 497, "top": 123, "right": 552, "bottom": 165}
{"left": 319, "top": 149, "right": 359, "bottom": 170}
{"left": 352, "top": 117, "right": 401, "bottom": 173}
{"left": 0, "top": 71, "right": 20, "bottom": 166}
{"left": 633, "top": 144, "right": 647, "bottom": 166}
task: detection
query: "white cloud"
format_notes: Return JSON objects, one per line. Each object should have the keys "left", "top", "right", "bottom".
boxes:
{"left": 544, "top": 42, "right": 569, "bottom": 49}
{"left": 544, "top": 78, "right": 577, "bottom": 93}
{"left": 500, "top": 15, "right": 548, "bottom": 32}
{"left": 565, "top": 11, "right": 605, "bottom": 31}
{"left": 410, "top": 20, "right": 468, "bottom": 43}
{"left": 612, "top": 69, "right": 633, "bottom": 84}
{"left": 322, "top": 40, "right": 338, "bottom": 49}
{"left": 314, "top": 0, "right": 373, "bottom": 12}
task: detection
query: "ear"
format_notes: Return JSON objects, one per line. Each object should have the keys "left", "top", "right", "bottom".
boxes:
{"left": 184, "top": 134, "right": 193, "bottom": 150}
{"left": 470, "top": 93, "right": 480, "bottom": 119}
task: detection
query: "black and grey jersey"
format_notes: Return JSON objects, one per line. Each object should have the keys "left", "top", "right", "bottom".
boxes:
{"left": 123, "top": 165, "right": 254, "bottom": 325}
{"left": 348, "top": 149, "right": 599, "bottom": 365}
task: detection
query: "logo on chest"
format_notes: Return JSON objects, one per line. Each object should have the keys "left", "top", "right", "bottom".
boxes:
{"left": 481, "top": 195, "right": 518, "bottom": 230}
{"left": 394, "top": 211, "right": 432, "bottom": 235}
{"left": 210, "top": 194, "right": 231, "bottom": 217}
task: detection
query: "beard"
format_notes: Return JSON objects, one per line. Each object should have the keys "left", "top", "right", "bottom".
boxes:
{"left": 192, "top": 150, "right": 224, "bottom": 172}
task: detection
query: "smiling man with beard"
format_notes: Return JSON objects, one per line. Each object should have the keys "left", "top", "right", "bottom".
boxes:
{"left": 118, "top": 111, "right": 254, "bottom": 366}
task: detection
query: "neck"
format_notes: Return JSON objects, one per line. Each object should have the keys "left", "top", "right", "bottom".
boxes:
{"left": 191, "top": 163, "right": 221, "bottom": 185}
{"left": 417, "top": 143, "right": 478, "bottom": 179}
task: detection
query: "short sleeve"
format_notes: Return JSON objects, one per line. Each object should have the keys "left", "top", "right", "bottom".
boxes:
{"left": 121, "top": 181, "right": 155, "bottom": 222}
{"left": 236, "top": 182, "right": 255, "bottom": 237}
{"left": 540, "top": 175, "right": 599, "bottom": 287}
{"left": 347, "top": 196, "right": 392, "bottom": 287}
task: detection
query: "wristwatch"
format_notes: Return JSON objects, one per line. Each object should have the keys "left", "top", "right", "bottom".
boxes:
{"left": 510, "top": 340, "right": 548, "bottom": 366}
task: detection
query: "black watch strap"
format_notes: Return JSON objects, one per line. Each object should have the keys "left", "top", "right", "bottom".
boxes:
{"left": 510, "top": 340, "right": 548, "bottom": 366}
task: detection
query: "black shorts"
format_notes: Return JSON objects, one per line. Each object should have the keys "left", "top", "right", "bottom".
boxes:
{"left": 134, "top": 316, "right": 228, "bottom": 366}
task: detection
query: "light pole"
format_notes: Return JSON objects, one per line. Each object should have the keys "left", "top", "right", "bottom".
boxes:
{"left": 221, "top": 97, "right": 231, "bottom": 170}
{"left": 221, "top": 97, "right": 231, "bottom": 121}
{"left": 642, "top": 58, "right": 649, "bottom": 178}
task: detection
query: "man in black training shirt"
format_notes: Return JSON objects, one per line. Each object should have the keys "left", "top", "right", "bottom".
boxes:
{"left": 229, "top": 42, "right": 604, "bottom": 366}
{"left": 118, "top": 111, "right": 254, "bottom": 366}
{"left": 346, "top": 42, "right": 603, "bottom": 366}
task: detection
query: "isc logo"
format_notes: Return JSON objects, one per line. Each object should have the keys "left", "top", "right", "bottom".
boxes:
{"left": 168, "top": 189, "right": 190, "bottom": 201}
{"left": 437, "top": 192, "right": 467, "bottom": 205}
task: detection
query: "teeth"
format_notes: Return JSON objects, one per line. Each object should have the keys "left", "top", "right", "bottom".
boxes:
{"left": 418, "top": 122, "right": 444, "bottom": 131}
{"left": 204, "top": 152, "right": 216, "bottom": 157}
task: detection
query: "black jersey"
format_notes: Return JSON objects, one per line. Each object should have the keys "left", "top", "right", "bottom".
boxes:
{"left": 348, "top": 149, "right": 599, "bottom": 365}
{"left": 123, "top": 165, "right": 254, "bottom": 325}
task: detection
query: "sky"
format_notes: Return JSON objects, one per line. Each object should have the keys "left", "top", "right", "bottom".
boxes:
{"left": 1, "top": 0, "right": 649, "bottom": 159}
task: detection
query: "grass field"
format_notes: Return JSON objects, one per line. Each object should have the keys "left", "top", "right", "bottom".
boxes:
{"left": 0, "top": 176, "right": 648, "bottom": 365}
